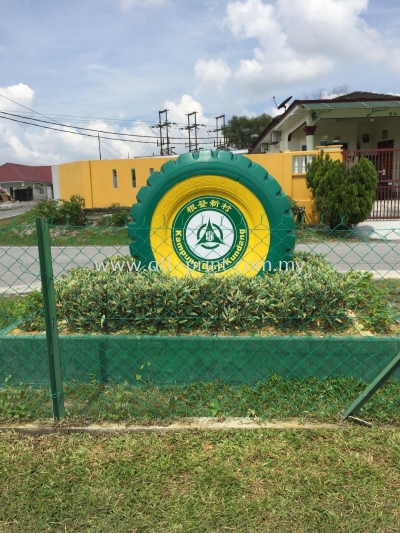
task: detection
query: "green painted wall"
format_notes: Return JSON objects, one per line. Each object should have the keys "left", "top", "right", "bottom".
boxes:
{"left": 1, "top": 336, "right": 399, "bottom": 386}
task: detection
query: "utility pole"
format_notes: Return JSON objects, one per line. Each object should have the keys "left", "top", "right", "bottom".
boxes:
{"left": 151, "top": 109, "right": 176, "bottom": 156}
{"left": 180, "top": 111, "right": 205, "bottom": 153}
{"left": 208, "top": 114, "right": 228, "bottom": 150}
{"left": 98, "top": 133, "right": 102, "bottom": 160}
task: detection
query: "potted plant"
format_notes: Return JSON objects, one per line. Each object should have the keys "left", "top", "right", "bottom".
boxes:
{"left": 332, "top": 134, "right": 341, "bottom": 144}
{"left": 320, "top": 135, "right": 328, "bottom": 146}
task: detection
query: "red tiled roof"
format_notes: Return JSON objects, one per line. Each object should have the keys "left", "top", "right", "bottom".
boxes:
{"left": 0, "top": 163, "right": 52, "bottom": 184}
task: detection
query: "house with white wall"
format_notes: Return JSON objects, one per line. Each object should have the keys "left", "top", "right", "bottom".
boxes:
{"left": 249, "top": 92, "right": 400, "bottom": 154}
{"left": 0, "top": 163, "right": 53, "bottom": 200}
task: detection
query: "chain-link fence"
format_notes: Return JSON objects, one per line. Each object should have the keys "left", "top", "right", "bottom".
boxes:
{"left": 1, "top": 214, "right": 400, "bottom": 425}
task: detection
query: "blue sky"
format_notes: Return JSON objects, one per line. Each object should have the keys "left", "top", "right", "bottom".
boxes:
{"left": 0, "top": 0, "right": 399, "bottom": 163}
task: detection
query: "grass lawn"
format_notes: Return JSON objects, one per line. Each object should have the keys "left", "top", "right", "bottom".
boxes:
{"left": 0, "top": 208, "right": 366, "bottom": 247}
{"left": 0, "top": 210, "right": 130, "bottom": 246}
{"left": 0, "top": 428, "right": 399, "bottom": 532}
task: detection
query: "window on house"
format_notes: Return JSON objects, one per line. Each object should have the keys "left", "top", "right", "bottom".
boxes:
{"left": 131, "top": 169, "right": 136, "bottom": 187}
{"left": 149, "top": 168, "right": 154, "bottom": 175}
{"left": 112, "top": 169, "right": 118, "bottom": 188}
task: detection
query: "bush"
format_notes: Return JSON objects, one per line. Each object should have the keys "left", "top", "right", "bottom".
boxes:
{"left": 32, "top": 199, "right": 60, "bottom": 222}
{"left": 58, "top": 194, "right": 86, "bottom": 226}
{"left": 306, "top": 152, "right": 377, "bottom": 228}
{"left": 11, "top": 290, "right": 45, "bottom": 332}
{"left": 110, "top": 210, "right": 129, "bottom": 227}
{"left": 287, "top": 196, "right": 304, "bottom": 223}
{"left": 14, "top": 252, "right": 388, "bottom": 335}
{"left": 32, "top": 194, "right": 86, "bottom": 226}
{"left": 108, "top": 203, "right": 130, "bottom": 227}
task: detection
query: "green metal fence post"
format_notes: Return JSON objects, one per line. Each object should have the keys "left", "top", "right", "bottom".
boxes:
{"left": 36, "top": 217, "right": 65, "bottom": 419}
{"left": 342, "top": 352, "right": 400, "bottom": 421}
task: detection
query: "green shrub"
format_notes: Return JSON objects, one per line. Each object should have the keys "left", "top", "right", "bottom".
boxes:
{"left": 32, "top": 199, "right": 60, "bottom": 222}
{"left": 287, "top": 196, "right": 305, "bottom": 223}
{"left": 306, "top": 152, "right": 377, "bottom": 228}
{"left": 12, "top": 290, "right": 45, "bottom": 332}
{"left": 32, "top": 194, "right": 86, "bottom": 226}
{"left": 17, "top": 253, "right": 386, "bottom": 335}
{"left": 58, "top": 194, "right": 86, "bottom": 226}
{"left": 108, "top": 203, "right": 130, "bottom": 226}
{"left": 109, "top": 210, "right": 129, "bottom": 227}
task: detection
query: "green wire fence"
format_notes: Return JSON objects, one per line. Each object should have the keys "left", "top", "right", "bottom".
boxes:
{"left": 1, "top": 215, "right": 400, "bottom": 424}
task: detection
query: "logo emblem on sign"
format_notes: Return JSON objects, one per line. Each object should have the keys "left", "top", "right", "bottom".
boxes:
{"left": 196, "top": 219, "right": 224, "bottom": 249}
{"left": 172, "top": 195, "right": 248, "bottom": 272}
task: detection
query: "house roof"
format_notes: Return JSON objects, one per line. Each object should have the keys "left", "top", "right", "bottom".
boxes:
{"left": 0, "top": 163, "right": 52, "bottom": 184}
{"left": 249, "top": 91, "right": 400, "bottom": 153}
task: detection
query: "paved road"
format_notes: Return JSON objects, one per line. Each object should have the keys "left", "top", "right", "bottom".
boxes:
{"left": 0, "top": 204, "right": 35, "bottom": 220}
{"left": 297, "top": 241, "right": 400, "bottom": 274}
{"left": 0, "top": 242, "right": 400, "bottom": 293}
{"left": 0, "top": 245, "right": 128, "bottom": 293}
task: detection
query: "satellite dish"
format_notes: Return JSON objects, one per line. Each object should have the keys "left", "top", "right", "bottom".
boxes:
{"left": 277, "top": 96, "right": 292, "bottom": 111}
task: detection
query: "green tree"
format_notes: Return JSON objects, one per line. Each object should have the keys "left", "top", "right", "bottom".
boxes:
{"left": 225, "top": 113, "right": 272, "bottom": 150}
{"left": 306, "top": 152, "right": 377, "bottom": 228}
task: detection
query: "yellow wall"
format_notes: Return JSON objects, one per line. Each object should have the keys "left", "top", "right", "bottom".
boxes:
{"left": 247, "top": 150, "right": 342, "bottom": 224}
{"left": 57, "top": 149, "right": 342, "bottom": 223}
{"left": 58, "top": 156, "right": 178, "bottom": 209}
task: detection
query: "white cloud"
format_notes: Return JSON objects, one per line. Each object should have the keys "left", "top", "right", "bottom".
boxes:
{"left": 195, "top": 0, "right": 400, "bottom": 100}
{"left": 194, "top": 59, "right": 232, "bottom": 92}
{"left": 0, "top": 83, "right": 35, "bottom": 111}
{"left": 277, "top": 0, "right": 387, "bottom": 62}
{"left": 162, "top": 94, "right": 214, "bottom": 152}
{"left": 0, "top": 86, "right": 213, "bottom": 163}
{"left": 226, "top": 0, "right": 284, "bottom": 49}
{"left": 225, "top": 0, "right": 334, "bottom": 97}
{"left": 0, "top": 83, "right": 159, "bottom": 164}
{"left": 163, "top": 94, "right": 212, "bottom": 126}
{"left": 119, "top": 0, "right": 167, "bottom": 11}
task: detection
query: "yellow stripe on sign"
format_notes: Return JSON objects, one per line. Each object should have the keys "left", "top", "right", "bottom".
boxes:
{"left": 150, "top": 175, "right": 270, "bottom": 277}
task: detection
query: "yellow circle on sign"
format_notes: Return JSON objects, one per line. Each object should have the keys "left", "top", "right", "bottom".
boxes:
{"left": 150, "top": 175, "right": 270, "bottom": 276}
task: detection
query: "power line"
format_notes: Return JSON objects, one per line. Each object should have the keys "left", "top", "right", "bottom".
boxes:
{"left": 1, "top": 110, "right": 157, "bottom": 126}
{"left": 0, "top": 92, "right": 220, "bottom": 153}
{"left": 0, "top": 113, "right": 216, "bottom": 146}
{"left": 0, "top": 111, "right": 160, "bottom": 139}
{"left": 99, "top": 138, "right": 128, "bottom": 158}
{"left": 0, "top": 110, "right": 216, "bottom": 141}
{"left": 0, "top": 114, "right": 158, "bottom": 144}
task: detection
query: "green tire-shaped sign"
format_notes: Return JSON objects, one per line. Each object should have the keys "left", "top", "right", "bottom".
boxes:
{"left": 128, "top": 150, "right": 294, "bottom": 276}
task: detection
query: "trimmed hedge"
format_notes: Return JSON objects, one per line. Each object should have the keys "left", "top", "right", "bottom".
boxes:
{"left": 15, "top": 252, "right": 390, "bottom": 335}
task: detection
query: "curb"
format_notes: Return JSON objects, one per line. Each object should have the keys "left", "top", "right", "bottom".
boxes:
{"left": 0, "top": 418, "right": 348, "bottom": 436}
